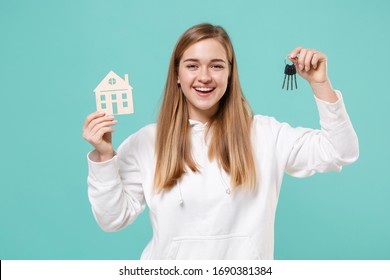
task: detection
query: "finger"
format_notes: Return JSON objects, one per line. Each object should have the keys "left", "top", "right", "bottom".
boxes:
{"left": 86, "top": 114, "right": 115, "bottom": 133}
{"left": 288, "top": 46, "right": 304, "bottom": 59}
{"left": 84, "top": 111, "right": 105, "bottom": 129}
{"left": 90, "top": 119, "right": 118, "bottom": 139}
{"left": 91, "top": 127, "right": 115, "bottom": 145}
{"left": 312, "top": 52, "right": 320, "bottom": 69}
{"left": 297, "top": 48, "right": 308, "bottom": 71}
{"left": 83, "top": 118, "right": 117, "bottom": 142}
{"left": 304, "top": 49, "right": 316, "bottom": 72}
{"left": 84, "top": 125, "right": 115, "bottom": 146}
{"left": 312, "top": 51, "right": 327, "bottom": 70}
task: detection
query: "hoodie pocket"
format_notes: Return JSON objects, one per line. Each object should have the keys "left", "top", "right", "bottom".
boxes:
{"left": 166, "top": 233, "right": 260, "bottom": 260}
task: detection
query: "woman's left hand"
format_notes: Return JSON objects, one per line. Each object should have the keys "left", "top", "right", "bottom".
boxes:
{"left": 288, "top": 46, "right": 329, "bottom": 85}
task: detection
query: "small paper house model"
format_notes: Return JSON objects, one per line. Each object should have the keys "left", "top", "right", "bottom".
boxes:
{"left": 94, "top": 70, "right": 134, "bottom": 115}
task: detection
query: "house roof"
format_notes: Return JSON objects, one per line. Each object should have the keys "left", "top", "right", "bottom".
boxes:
{"left": 94, "top": 70, "right": 133, "bottom": 93}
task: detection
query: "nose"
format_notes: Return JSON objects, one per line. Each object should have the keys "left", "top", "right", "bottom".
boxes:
{"left": 198, "top": 67, "right": 212, "bottom": 83}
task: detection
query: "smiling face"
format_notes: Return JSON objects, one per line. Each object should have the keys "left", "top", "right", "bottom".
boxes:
{"left": 177, "top": 38, "right": 230, "bottom": 123}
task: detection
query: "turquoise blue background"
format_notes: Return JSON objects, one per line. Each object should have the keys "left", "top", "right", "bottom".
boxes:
{"left": 1, "top": 0, "right": 389, "bottom": 259}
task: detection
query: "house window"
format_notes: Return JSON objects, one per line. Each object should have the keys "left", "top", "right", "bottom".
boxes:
{"left": 122, "top": 93, "right": 127, "bottom": 99}
{"left": 112, "top": 94, "right": 117, "bottom": 100}
{"left": 100, "top": 95, "right": 106, "bottom": 101}
{"left": 123, "top": 101, "right": 128, "bottom": 108}
{"left": 101, "top": 103, "right": 107, "bottom": 109}
{"left": 108, "top": 78, "right": 116, "bottom": 85}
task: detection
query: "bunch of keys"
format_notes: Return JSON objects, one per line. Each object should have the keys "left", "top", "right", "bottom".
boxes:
{"left": 282, "top": 59, "right": 298, "bottom": 91}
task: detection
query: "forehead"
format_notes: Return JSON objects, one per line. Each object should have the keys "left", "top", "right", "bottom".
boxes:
{"left": 181, "top": 38, "right": 227, "bottom": 61}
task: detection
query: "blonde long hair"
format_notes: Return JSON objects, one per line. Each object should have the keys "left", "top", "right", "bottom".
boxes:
{"left": 154, "top": 23, "right": 256, "bottom": 192}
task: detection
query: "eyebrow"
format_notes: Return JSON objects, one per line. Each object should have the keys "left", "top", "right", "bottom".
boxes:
{"left": 183, "top": 58, "right": 227, "bottom": 64}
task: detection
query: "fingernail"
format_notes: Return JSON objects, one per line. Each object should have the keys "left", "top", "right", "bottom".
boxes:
{"left": 299, "top": 64, "right": 303, "bottom": 70}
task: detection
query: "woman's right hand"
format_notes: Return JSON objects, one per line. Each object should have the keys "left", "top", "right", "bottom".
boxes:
{"left": 82, "top": 111, "right": 118, "bottom": 162}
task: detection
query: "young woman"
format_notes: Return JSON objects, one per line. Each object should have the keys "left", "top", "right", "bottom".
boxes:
{"left": 82, "top": 23, "right": 359, "bottom": 259}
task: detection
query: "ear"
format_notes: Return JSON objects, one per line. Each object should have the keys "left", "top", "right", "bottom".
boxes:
{"left": 177, "top": 77, "right": 180, "bottom": 84}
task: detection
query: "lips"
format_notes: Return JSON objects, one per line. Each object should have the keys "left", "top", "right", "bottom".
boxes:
{"left": 194, "top": 87, "right": 215, "bottom": 95}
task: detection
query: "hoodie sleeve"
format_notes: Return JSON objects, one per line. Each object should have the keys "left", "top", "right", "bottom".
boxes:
{"left": 271, "top": 90, "right": 359, "bottom": 177}
{"left": 87, "top": 134, "right": 146, "bottom": 232}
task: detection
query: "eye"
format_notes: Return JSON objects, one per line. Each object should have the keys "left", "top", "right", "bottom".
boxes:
{"left": 186, "top": 64, "right": 198, "bottom": 70}
{"left": 211, "top": 64, "right": 225, "bottom": 70}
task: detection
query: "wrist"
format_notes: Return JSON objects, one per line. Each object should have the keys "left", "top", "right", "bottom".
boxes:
{"left": 310, "top": 79, "right": 339, "bottom": 103}
{"left": 98, "top": 149, "right": 115, "bottom": 162}
{"left": 309, "top": 78, "right": 332, "bottom": 89}
{"left": 89, "top": 148, "right": 115, "bottom": 162}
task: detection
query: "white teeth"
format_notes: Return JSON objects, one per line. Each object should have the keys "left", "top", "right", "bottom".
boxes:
{"left": 195, "top": 87, "right": 214, "bottom": 92}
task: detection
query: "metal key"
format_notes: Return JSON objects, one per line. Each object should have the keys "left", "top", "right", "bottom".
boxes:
{"left": 282, "top": 63, "right": 298, "bottom": 91}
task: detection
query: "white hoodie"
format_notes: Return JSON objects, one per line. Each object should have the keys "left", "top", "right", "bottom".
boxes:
{"left": 87, "top": 91, "right": 359, "bottom": 259}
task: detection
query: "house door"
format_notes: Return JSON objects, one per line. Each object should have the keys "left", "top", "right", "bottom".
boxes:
{"left": 112, "top": 102, "right": 118, "bottom": 115}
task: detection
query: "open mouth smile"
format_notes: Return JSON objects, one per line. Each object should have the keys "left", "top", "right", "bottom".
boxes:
{"left": 194, "top": 87, "right": 215, "bottom": 95}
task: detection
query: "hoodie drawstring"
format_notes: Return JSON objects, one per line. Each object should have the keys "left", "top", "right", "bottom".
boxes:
{"left": 218, "top": 166, "right": 231, "bottom": 195}
{"left": 177, "top": 179, "right": 184, "bottom": 206}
